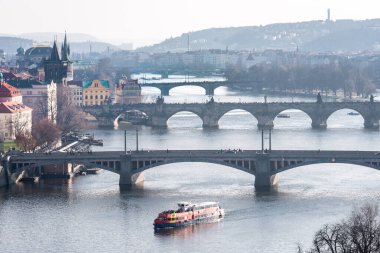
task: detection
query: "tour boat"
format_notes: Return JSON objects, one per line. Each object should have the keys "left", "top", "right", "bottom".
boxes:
{"left": 277, "top": 113, "right": 290, "bottom": 118}
{"left": 153, "top": 202, "right": 224, "bottom": 229}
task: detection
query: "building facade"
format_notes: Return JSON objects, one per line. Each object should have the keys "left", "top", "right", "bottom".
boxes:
{"left": 7, "top": 79, "right": 57, "bottom": 122}
{"left": 0, "top": 73, "right": 32, "bottom": 140}
{"left": 115, "top": 79, "right": 141, "bottom": 104}
{"left": 66, "top": 81, "right": 83, "bottom": 106}
{"left": 0, "top": 102, "right": 32, "bottom": 140}
{"left": 82, "top": 80, "right": 110, "bottom": 106}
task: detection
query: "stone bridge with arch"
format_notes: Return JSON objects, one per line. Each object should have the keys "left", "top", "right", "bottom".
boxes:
{"left": 83, "top": 99, "right": 380, "bottom": 129}
{"left": 3, "top": 150, "right": 380, "bottom": 190}
{"left": 140, "top": 81, "right": 227, "bottom": 96}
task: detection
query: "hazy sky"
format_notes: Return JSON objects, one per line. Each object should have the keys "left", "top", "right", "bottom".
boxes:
{"left": 2, "top": 0, "right": 380, "bottom": 47}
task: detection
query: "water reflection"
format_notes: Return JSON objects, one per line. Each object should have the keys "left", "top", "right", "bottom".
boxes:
{"left": 154, "top": 222, "right": 222, "bottom": 238}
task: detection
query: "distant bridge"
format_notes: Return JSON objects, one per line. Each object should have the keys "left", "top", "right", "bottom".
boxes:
{"left": 3, "top": 149, "right": 380, "bottom": 190}
{"left": 140, "top": 81, "right": 227, "bottom": 96}
{"left": 83, "top": 99, "right": 380, "bottom": 129}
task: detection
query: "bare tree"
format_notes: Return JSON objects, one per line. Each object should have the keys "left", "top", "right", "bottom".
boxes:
{"left": 300, "top": 204, "right": 380, "bottom": 253}
{"left": 56, "top": 86, "right": 82, "bottom": 135}
{"left": 32, "top": 118, "right": 61, "bottom": 152}
{"left": 15, "top": 131, "right": 35, "bottom": 152}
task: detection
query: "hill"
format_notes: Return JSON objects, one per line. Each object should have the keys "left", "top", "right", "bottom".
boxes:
{"left": 0, "top": 33, "right": 119, "bottom": 55}
{"left": 138, "top": 19, "right": 380, "bottom": 53}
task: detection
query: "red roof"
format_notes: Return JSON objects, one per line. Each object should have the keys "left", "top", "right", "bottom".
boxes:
{"left": 0, "top": 81, "right": 22, "bottom": 98}
{"left": 0, "top": 102, "right": 32, "bottom": 113}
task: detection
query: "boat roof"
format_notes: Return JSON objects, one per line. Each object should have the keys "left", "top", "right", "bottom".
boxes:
{"left": 178, "top": 201, "right": 219, "bottom": 207}
{"left": 177, "top": 201, "right": 219, "bottom": 207}
{"left": 192, "top": 202, "right": 218, "bottom": 206}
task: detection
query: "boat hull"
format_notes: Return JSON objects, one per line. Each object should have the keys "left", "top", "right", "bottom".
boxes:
{"left": 154, "top": 214, "right": 223, "bottom": 230}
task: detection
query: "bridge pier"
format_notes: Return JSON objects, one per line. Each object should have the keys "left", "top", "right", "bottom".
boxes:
{"left": 119, "top": 155, "right": 144, "bottom": 186}
{"left": 97, "top": 116, "right": 116, "bottom": 128}
{"left": 205, "top": 87, "right": 215, "bottom": 96}
{"left": 150, "top": 116, "right": 168, "bottom": 127}
{"left": 257, "top": 116, "right": 274, "bottom": 130}
{"left": 202, "top": 116, "right": 219, "bottom": 128}
{"left": 364, "top": 119, "right": 380, "bottom": 129}
{"left": 311, "top": 118, "right": 327, "bottom": 129}
{"left": 0, "top": 162, "right": 9, "bottom": 188}
{"left": 160, "top": 87, "right": 170, "bottom": 96}
{"left": 254, "top": 154, "right": 279, "bottom": 191}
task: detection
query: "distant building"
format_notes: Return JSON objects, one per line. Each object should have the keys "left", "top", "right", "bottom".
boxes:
{"left": 7, "top": 78, "right": 57, "bottom": 122}
{"left": 0, "top": 77, "right": 23, "bottom": 104}
{"left": 67, "top": 80, "right": 83, "bottom": 106}
{"left": 82, "top": 80, "right": 110, "bottom": 106}
{"left": 23, "top": 45, "right": 52, "bottom": 64}
{"left": 115, "top": 78, "right": 141, "bottom": 104}
{"left": 44, "top": 32, "right": 73, "bottom": 84}
{"left": 0, "top": 73, "right": 32, "bottom": 140}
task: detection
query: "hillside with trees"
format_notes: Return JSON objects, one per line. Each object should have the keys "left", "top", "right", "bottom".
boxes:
{"left": 139, "top": 19, "right": 380, "bottom": 53}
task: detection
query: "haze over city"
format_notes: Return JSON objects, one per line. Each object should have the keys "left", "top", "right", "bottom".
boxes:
{"left": 2, "top": 0, "right": 380, "bottom": 47}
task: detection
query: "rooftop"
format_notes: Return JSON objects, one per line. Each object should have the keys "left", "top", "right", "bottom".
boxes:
{"left": 0, "top": 102, "right": 32, "bottom": 113}
{"left": 0, "top": 81, "right": 22, "bottom": 98}
{"left": 83, "top": 80, "right": 109, "bottom": 89}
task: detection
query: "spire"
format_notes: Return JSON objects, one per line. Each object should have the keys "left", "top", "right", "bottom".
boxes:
{"left": 50, "top": 37, "right": 60, "bottom": 61}
{"left": 61, "top": 31, "right": 70, "bottom": 61}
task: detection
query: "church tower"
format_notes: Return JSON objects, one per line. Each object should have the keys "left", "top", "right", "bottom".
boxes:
{"left": 44, "top": 32, "right": 73, "bottom": 84}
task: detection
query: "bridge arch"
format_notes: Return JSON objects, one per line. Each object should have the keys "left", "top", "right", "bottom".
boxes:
{"left": 273, "top": 160, "right": 380, "bottom": 175}
{"left": 130, "top": 158, "right": 255, "bottom": 176}
{"left": 167, "top": 111, "right": 204, "bottom": 128}
{"left": 140, "top": 86, "right": 161, "bottom": 95}
{"left": 273, "top": 109, "right": 313, "bottom": 129}
{"left": 11, "top": 160, "right": 120, "bottom": 175}
{"left": 326, "top": 108, "right": 365, "bottom": 128}
{"left": 168, "top": 85, "right": 207, "bottom": 96}
{"left": 218, "top": 109, "right": 258, "bottom": 129}
{"left": 114, "top": 110, "right": 150, "bottom": 127}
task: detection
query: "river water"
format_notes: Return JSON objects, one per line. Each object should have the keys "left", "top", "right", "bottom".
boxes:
{"left": 1, "top": 76, "right": 380, "bottom": 253}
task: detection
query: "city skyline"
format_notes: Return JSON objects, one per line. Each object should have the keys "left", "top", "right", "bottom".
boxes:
{"left": 2, "top": 0, "right": 380, "bottom": 47}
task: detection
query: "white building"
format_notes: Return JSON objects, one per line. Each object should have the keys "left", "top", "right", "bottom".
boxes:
{"left": 0, "top": 102, "right": 32, "bottom": 140}
{"left": 7, "top": 79, "right": 57, "bottom": 123}
{"left": 66, "top": 81, "right": 83, "bottom": 106}
{"left": 0, "top": 73, "right": 32, "bottom": 140}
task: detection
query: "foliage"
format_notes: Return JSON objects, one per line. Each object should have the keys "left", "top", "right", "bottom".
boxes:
{"left": 226, "top": 60, "right": 376, "bottom": 98}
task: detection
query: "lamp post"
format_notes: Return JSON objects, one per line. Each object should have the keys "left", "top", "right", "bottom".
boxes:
{"left": 124, "top": 130, "right": 127, "bottom": 154}
{"left": 136, "top": 128, "right": 139, "bottom": 151}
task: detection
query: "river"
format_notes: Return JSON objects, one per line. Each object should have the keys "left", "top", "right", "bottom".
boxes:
{"left": 1, "top": 76, "right": 380, "bottom": 252}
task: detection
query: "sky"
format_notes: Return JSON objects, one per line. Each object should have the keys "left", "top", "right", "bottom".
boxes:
{"left": 2, "top": 0, "right": 380, "bottom": 48}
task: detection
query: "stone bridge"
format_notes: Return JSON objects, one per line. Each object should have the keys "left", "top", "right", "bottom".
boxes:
{"left": 3, "top": 150, "right": 380, "bottom": 190}
{"left": 140, "top": 81, "right": 227, "bottom": 96}
{"left": 82, "top": 99, "right": 380, "bottom": 129}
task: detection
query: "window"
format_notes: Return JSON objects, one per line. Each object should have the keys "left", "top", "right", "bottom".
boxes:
{"left": 100, "top": 95, "right": 103, "bottom": 99}
{"left": 95, "top": 95, "right": 98, "bottom": 99}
